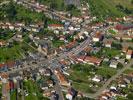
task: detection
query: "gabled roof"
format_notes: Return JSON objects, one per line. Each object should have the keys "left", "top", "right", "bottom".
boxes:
{"left": 127, "top": 50, "right": 132, "bottom": 55}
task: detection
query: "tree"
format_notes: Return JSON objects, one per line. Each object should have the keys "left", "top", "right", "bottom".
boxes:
{"left": 66, "top": 4, "right": 76, "bottom": 11}
{"left": 6, "top": 1, "right": 17, "bottom": 21}
{"left": 127, "top": 93, "right": 133, "bottom": 99}
{"left": 95, "top": 42, "right": 102, "bottom": 47}
{"left": 50, "top": 2, "right": 57, "bottom": 9}
{"left": 112, "top": 42, "right": 122, "bottom": 50}
{"left": 131, "top": 0, "right": 133, "bottom": 4}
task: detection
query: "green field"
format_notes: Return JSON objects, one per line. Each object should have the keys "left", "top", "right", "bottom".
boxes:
{"left": 37, "top": 0, "right": 64, "bottom": 10}
{"left": 96, "top": 67, "right": 117, "bottom": 78}
{"left": 0, "top": 45, "right": 22, "bottom": 63}
{"left": 123, "top": 69, "right": 133, "bottom": 74}
{"left": 24, "top": 80, "right": 48, "bottom": 100}
{"left": 86, "top": 0, "right": 133, "bottom": 20}
{"left": 52, "top": 40, "right": 65, "bottom": 47}
{"left": 0, "top": 1, "right": 54, "bottom": 24}
{"left": 94, "top": 47, "right": 121, "bottom": 58}
{"left": 37, "top": 0, "right": 81, "bottom": 16}
{"left": 68, "top": 64, "right": 101, "bottom": 93}
{"left": 0, "top": 42, "right": 34, "bottom": 63}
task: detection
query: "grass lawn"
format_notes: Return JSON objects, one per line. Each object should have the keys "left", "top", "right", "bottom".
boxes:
{"left": 96, "top": 67, "right": 117, "bottom": 78}
{"left": 102, "top": 48, "right": 121, "bottom": 58}
{"left": 0, "top": 42, "right": 34, "bottom": 63}
{"left": 72, "top": 82, "right": 95, "bottom": 93}
{"left": 37, "top": 0, "right": 65, "bottom": 11}
{"left": 108, "top": 29, "right": 117, "bottom": 35}
{"left": 0, "top": 45, "right": 22, "bottom": 63}
{"left": 0, "top": 1, "right": 53, "bottom": 24}
{"left": 52, "top": 40, "right": 65, "bottom": 47}
{"left": 37, "top": 0, "right": 81, "bottom": 16}
{"left": 10, "top": 90, "right": 21, "bottom": 100}
{"left": 23, "top": 80, "right": 45, "bottom": 100}
{"left": 68, "top": 64, "right": 99, "bottom": 93}
{"left": 123, "top": 69, "right": 133, "bottom": 74}
{"left": 94, "top": 47, "right": 121, "bottom": 58}
{"left": 87, "top": 0, "right": 133, "bottom": 20}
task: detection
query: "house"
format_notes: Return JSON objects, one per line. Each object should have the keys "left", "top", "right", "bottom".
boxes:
{"left": 40, "top": 83, "right": 49, "bottom": 90}
{"left": 48, "top": 24, "right": 64, "bottom": 30}
{"left": 109, "top": 60, "right": 119, "bottom": 68}
{"left": 84, "top": 56, "right": 103, "bottom": 66}
{"left": 115, "top": 24, "right": 133, "bottom": 30}
{"left": 122, "top": 46, "right": 128, "bottom": 53}
{"left": 115, "top": 34, "right": 133, "bottom": 40}
{"left": 93, "top": 32, "right": 103, "bottom": 42}
{"left": 54, "top": 68, "right": 70, "bottom": 86}
{"left": 104, "top": 40, "right": 112, "bottom": 48}
{"left": 50, "top": 91, "right": 59, "bottom": 100}
{"left": 47, "top": 80, "right": 54, "bottom": 87}
{"left": 65, "top": 41, "right": 77, "bottom": 50}
{"left": 31, "top": 27, "right": 40, "bottom": 32}
{"left": 66, "top": 93, "right": 73, "bottom": 100}
{"left": 14, "top": 25, "right": 22, "bottom": 31}
{"left": 43, "top": 91, "right": 51, "bottom": 97}
{"left": 66, "top": 88, "right": 77, "bottom": 100}
{"left": 124, "top": 73, "right": 133, "bottom": 83}
{"left": 126, "top": 50, "right": 132, "bottom": 59}
{"left": 9, "top": 25, "right": 15, "bottom": 30}
{"left": 17, "top": 34, "right": 22, "bottom": 38}
{"left": 0, "top": 40, "right": 6, "bottom": 47}
{"left": 76, "top": 56, "right": 102, "bottom": 65}
{"left": 44, "top": 68, "right": 52, "bottom": 76}
{"left": 59, "top": 35, "right": 66, "bottom": 41}
{"left": 76, "top": 55, "right": 86, "bottom": 63}
{"left": 83, "top": 46, "right": 92, "bottom": 53}
{"left": 92, "top": 75, "right": 103, "bottom": 82}
{"left": 0, "top": 61, "right": 16, "bottom": 72}
{"left": 99, "top": 92, "right": 113, "bottom": 100}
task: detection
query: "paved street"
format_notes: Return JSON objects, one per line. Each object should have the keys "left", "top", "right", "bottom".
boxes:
{"left": 1, "top": 0, "right": 133, "bottom": 99}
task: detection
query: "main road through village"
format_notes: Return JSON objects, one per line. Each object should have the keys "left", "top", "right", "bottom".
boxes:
{"left": 1, "top": 0, "right": 133, "bottom": 99}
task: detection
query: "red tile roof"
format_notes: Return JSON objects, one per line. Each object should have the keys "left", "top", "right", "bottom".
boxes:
{"left": 85, "top": 56, "right": 102, "bottom": 65}
{"left": 127, "top": 50, "right": 132, "bottom": 55}
{"left": 48, "top": 24, "right": 63, "bottom": 27}
{"left": 94, "top": 32, "right": 102, "bottom": 38}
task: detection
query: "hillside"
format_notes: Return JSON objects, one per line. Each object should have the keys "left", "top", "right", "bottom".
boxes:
{"left": 37, "top": 0, "right": 81, "bottom": 16}
{"left": 86, "top": 0, "right": 133, "bottom": 20}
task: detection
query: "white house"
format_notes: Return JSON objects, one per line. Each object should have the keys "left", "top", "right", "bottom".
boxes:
{"left": 126, "top": 50, "right": 132, "bottom": 59}
{"left": 104, "top": 40, "right": 112, "bottom": 48}
{"left": 93, "top": 32, "right": 103, "bottom": 42}
{"left": 92, "top": 75, "right": 102, "bottom": 82}
{"left": 66, "top": 93, "right": 73, "bottom": 100}
{"left": 109, "top": 61, "right": 118, "bottom": 68}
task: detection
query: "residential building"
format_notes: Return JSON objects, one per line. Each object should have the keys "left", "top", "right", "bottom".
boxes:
{"left": 84, "top": 56, "right": 102, "bottom": 66}
{"left": 54, "top": 68, "right": 70, "bottom": 86}
{"left": 48, "top": 24, "right": 64, "bottom": 30}
{"left": 126, "top": 50, "right": 132, "bottom": 59}
{"left": 109, "top": 60, "right": 118, "bottom": 68}
{"left": 93, "top": 32, "right": 103, "bottom": 42}
{"left": 104, "top": 40, "right": 112, "bottom": 48}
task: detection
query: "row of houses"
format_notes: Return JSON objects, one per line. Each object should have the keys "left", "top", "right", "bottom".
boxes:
{"left": 99, "top": 73, "right": 133, "bottom": 100}
{"left": 54, "top": 68, "right": 70, "bottom": 87}
{"left": 0, "top": 22, "right": 43, "bottom": 32}
{"left": 115, "top": 34, "right": 133, "bottom": 41}
{"left": 75, "top": 55, "right": 103, "bottom": 66}
{"left": 0, "top": 61, "right": 21, "bottom": 72}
